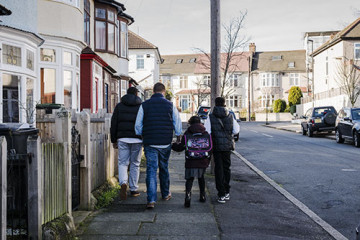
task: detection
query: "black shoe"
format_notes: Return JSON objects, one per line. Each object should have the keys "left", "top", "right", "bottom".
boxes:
{"left": 184, "top": 192, "right": 191, "bottom": 208}
{"left": 199, "top": 192, "right": 206, "bottom": 203}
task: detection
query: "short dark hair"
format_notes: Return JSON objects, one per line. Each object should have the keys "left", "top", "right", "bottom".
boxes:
{"left": 127, "top": 87, "right": 138, "bottom": 95}
{"left": 188, "top": 116, "right": 201, "bottom": 125}
{"left": 153, "top": 82, "right": 166, "bottom": 93}
{"left": 215, "top": 97, "right": 225, "bottom": 107}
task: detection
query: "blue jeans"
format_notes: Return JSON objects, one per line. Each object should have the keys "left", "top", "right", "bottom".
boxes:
{"left": 144, "top": 145, "right": 171, "bottom": 203}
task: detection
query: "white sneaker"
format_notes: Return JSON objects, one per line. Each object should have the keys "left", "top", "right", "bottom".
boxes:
{"left": 217, "top": 196, "right": 226, "bottom": 203}
{"left": 224, "top": 193, "right": 230, "bottom": 201}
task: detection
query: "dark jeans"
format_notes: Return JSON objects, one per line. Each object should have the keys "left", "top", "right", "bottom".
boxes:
{"left": 213, "top": 151, "right": 231, "bottom": 197}
{"left": 185, "top": 176, "right": 205, "bottom": 193}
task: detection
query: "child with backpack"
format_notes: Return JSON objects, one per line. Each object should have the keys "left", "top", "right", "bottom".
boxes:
{"left": 172, "top": 116, "right": 212, "bottom": 207}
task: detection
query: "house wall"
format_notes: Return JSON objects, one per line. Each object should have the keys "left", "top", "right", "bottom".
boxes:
{"left": 313, "top": 42, "right": 343, "bottom": 96}
{"left": 129, "top": 49, "right": 160, "bottom": 90}
{"left": 252, "top": 71, "right": 308, "bottom": 111}
{"left": 38, "top": 0, "right": 83, "bottom": 43}
{"left": 0, "top": 0, "right": 38, "bottom": 33}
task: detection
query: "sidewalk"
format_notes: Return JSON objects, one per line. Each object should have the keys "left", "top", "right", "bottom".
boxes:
{"left": 77, "top": 149, "right": 339, "bottom": 239}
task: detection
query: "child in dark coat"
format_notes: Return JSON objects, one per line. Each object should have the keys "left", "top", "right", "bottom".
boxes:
{"left": 172, "top": 116, "right": 211, "bottom": 207}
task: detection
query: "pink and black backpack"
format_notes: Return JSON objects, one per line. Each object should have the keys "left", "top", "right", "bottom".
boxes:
{"left": 184, "top": 132, "right": 213, "bottom": 160}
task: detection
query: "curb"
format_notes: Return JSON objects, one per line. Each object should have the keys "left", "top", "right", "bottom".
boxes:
{"left": 232, "top": 150, "right": 347, "bottom": 240}
{"left": 263, "top": 124, "right": 336, "bottom": 140}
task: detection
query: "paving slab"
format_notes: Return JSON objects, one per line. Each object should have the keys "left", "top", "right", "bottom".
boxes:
{"left": 139, "top": 222, "right": 220, "bottom": 236}
{"left": 83, "top": 221, "right": 140, "bottom": 235}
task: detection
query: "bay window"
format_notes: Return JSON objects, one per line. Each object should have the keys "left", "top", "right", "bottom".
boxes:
{"left": 260, "top": 94, "right": 275, "bottom": 108}
{"left": 261, "top": 73, "right": 279, "bottom": 87}
{"left": 180, "top": 76, "right": 188, "bottom": 89}
{"left": 120, "top": 21, "right": 128, "bottom": 58}
{"left": 226, "top": 95, "right": 240, "bottom": 108}
{"left": 179, "top": 95, "right": 191, "bottom": 111}
{"left": 84, "top": 0, "right": 90, "bottom": 45}
{"left": 94, "top": 5, "right": 118, "bottom": 53}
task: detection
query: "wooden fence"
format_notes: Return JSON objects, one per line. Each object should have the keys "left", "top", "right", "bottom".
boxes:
{"left": 42, "top": 143, "right": 66, "bottom": 224}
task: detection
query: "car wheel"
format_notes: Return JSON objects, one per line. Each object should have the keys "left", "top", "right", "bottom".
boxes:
{"left": 234, "top": 133, "right": 239, "bottom": 142}
{"left": 307, "top": 127, "right": 313, "bottom": 137}
{"left": 302, "top": 126, "right": 306, "bottom": 135}
{"left": 335, "top": 129, "right": 344, "bottom": 143}
{"left": 354, "top": 131, "right": 360, "bottom": 148}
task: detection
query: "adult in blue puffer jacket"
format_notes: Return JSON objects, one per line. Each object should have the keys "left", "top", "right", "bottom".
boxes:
{"left": 135, "top": 82, "right": 182, "bottom": 209}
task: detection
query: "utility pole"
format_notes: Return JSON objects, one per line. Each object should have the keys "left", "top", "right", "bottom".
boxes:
{"left": 247, "top": 55, "right": 252, "bottom": 121}
{"left": 210, "top": 0, "right": 221, "bottom": 108}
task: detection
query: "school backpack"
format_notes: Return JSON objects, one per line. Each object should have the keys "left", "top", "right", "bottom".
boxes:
{"left": 184, "top": 132, "right": 212, "bottom": 159}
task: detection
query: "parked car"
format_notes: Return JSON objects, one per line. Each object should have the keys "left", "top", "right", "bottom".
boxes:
{"left": 335, "top": 107, "right": 360, "bottom": 147}
{"left": 301, "top": 106, "right": 337, "bottom": 137}
{"left": 229, "top": 110, "right": 240, "bottom": 141}
{"left": 196, "top": 106, "right": 211, "bottom": 124}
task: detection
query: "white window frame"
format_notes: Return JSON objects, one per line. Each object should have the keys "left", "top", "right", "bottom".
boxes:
{"left": 355, "top": 43, "right": 360, "bottom": 60}
{"left": 289, "top": 73, "right": 300, "bottom": 86}
{"left": 180, "top": 76, "right": 188, "bottom": 89}
{"left": 179, "top": 95, "right": 191, "bottom": 111}
{"left": 261, "top": 73, "right": 279, "bottom": 87}
{"left": 260, "top": 94, "right": 275, "bottom": 108}
{"left": 136, "top": 55, "right": 144, "bottom": 70}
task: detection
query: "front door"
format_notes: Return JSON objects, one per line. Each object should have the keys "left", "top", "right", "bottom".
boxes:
{"left": 3, "top": 87, "right": 19, "bottom": 123}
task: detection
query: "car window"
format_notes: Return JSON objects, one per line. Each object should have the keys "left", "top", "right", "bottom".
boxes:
{"left": 313, "top": 107, "right": 335, "bottom": 117}
{"left": 198, "top": 107, "right": 210, "bottom": 115}
{"left": 352, "top": 109, "right": 360, "bottom": 120}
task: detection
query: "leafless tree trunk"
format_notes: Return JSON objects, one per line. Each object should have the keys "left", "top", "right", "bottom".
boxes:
{"left": 335, "top": 59, "right": 360, "bottom": 107}
{"left": 195, "top": 11, "right": 249, "bottom": 98}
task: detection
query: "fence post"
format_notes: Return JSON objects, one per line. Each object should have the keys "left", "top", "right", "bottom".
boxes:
{"left": 77, "top": 111, "right": 92, "bottom": 210}
{"left": 55, "top": 109, "right": 72, "bottom": 215}
{"left": 27, "top": 135, "right": 42, "bottom": 240}
{"left": 0, "top": 137, "right": 7, "bottom": 240}
{"left": 104, "top": 116, "right": 113, "bottom": 180}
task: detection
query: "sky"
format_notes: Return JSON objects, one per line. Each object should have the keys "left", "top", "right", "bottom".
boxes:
{"left": 122, "top": 0, "right": 359, "bottom": 55}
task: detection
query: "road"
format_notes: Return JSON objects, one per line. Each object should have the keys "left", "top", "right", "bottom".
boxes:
{"left": 235, "top": 122, "right": 360, "bottom": 239}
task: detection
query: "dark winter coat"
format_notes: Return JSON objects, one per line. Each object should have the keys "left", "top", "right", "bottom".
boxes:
{"left": 209, "top": 106, "right": 234, "bottom": 151}
{"left": 110, "top": 94, "right": 142, "bottom": 143}
{"left": 142, "top": 93, "right": 174, "bottom": 145}
{"left": 180, "top": 123, "right": 211, "bottom": 169}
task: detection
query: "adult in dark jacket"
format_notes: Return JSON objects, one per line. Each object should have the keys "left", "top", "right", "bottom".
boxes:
{"left": 204, "top": 97, "right": 240, "bottom": 203}
{"left": 135, "top": 82, "right": 182, "bottom": 209}
{"left": 110, "top": 87, "right": 142, "bottom": 200}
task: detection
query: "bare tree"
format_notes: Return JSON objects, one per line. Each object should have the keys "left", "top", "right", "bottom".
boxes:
{"left": 335, "top": 58, "right": 360, "bottom": 107}
{"left": 195, "top": 11, "right": 249, "bottom": 98}
{"left": 193, "top": 76, "right": 210, "bottom": 108}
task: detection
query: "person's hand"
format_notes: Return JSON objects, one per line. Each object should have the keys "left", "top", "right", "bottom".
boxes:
{"left": 113, "top": 143, "right": 118, "bottom": 149}
{"left": 176, "top": 136, "right": 181, "bottom": 143}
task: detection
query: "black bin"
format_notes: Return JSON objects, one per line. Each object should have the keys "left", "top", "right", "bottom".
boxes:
{"left": 0, "top": 123, "right": 39, "bottom": 238}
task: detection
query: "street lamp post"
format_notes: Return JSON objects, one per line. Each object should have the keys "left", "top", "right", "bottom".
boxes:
{"left": 308, "top": 39, "right": 314, "bottom": 108}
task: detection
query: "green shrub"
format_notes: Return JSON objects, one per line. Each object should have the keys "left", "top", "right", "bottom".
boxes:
{"left": 284, "top": 105, "right": 290, "bottom": 112}
{"left": 288, "top": 86, "right": 303, "bottom": 106}
{"left": 273, "top": 99, "right": 286, "bottom": 113}
{"left": 290, "top": 105, "right": 297, "bottom": 114}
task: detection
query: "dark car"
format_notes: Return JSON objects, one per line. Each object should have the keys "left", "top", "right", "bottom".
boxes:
{"left": 335, "top": 107, "right": 360, "bottom": 147}
{"left": 229, "top": 110, "right": 240, "bottom": 141}
{"left": 196, "top": 106, "right": 211, "bottom": 123}
{"left": 301, "top": 106, "right": 337, "bottom": 137}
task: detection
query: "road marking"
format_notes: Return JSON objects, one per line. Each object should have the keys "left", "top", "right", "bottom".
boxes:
{"left": 341, "top": 169, "right": 357, "bottom": 172}
{"left": 262, "top": 133, "right": 273, "bottom": 138}
{"left": 250, "top": 130, "right": 258, "bottom": 133}
{"left": 232, "top": 150, "right": 347, "bottom": 240}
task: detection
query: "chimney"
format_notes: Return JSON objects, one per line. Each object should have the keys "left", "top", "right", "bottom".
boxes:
{"left": 249, "top": 43, "right": 256, "bottom": 55}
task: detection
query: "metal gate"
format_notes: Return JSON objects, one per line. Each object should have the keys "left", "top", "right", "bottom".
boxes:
{"left": 7, "top": 150, "right": 28, "bottom": 239}
{"left": 71, "top": 126, "right": 83, "bottom": 210}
